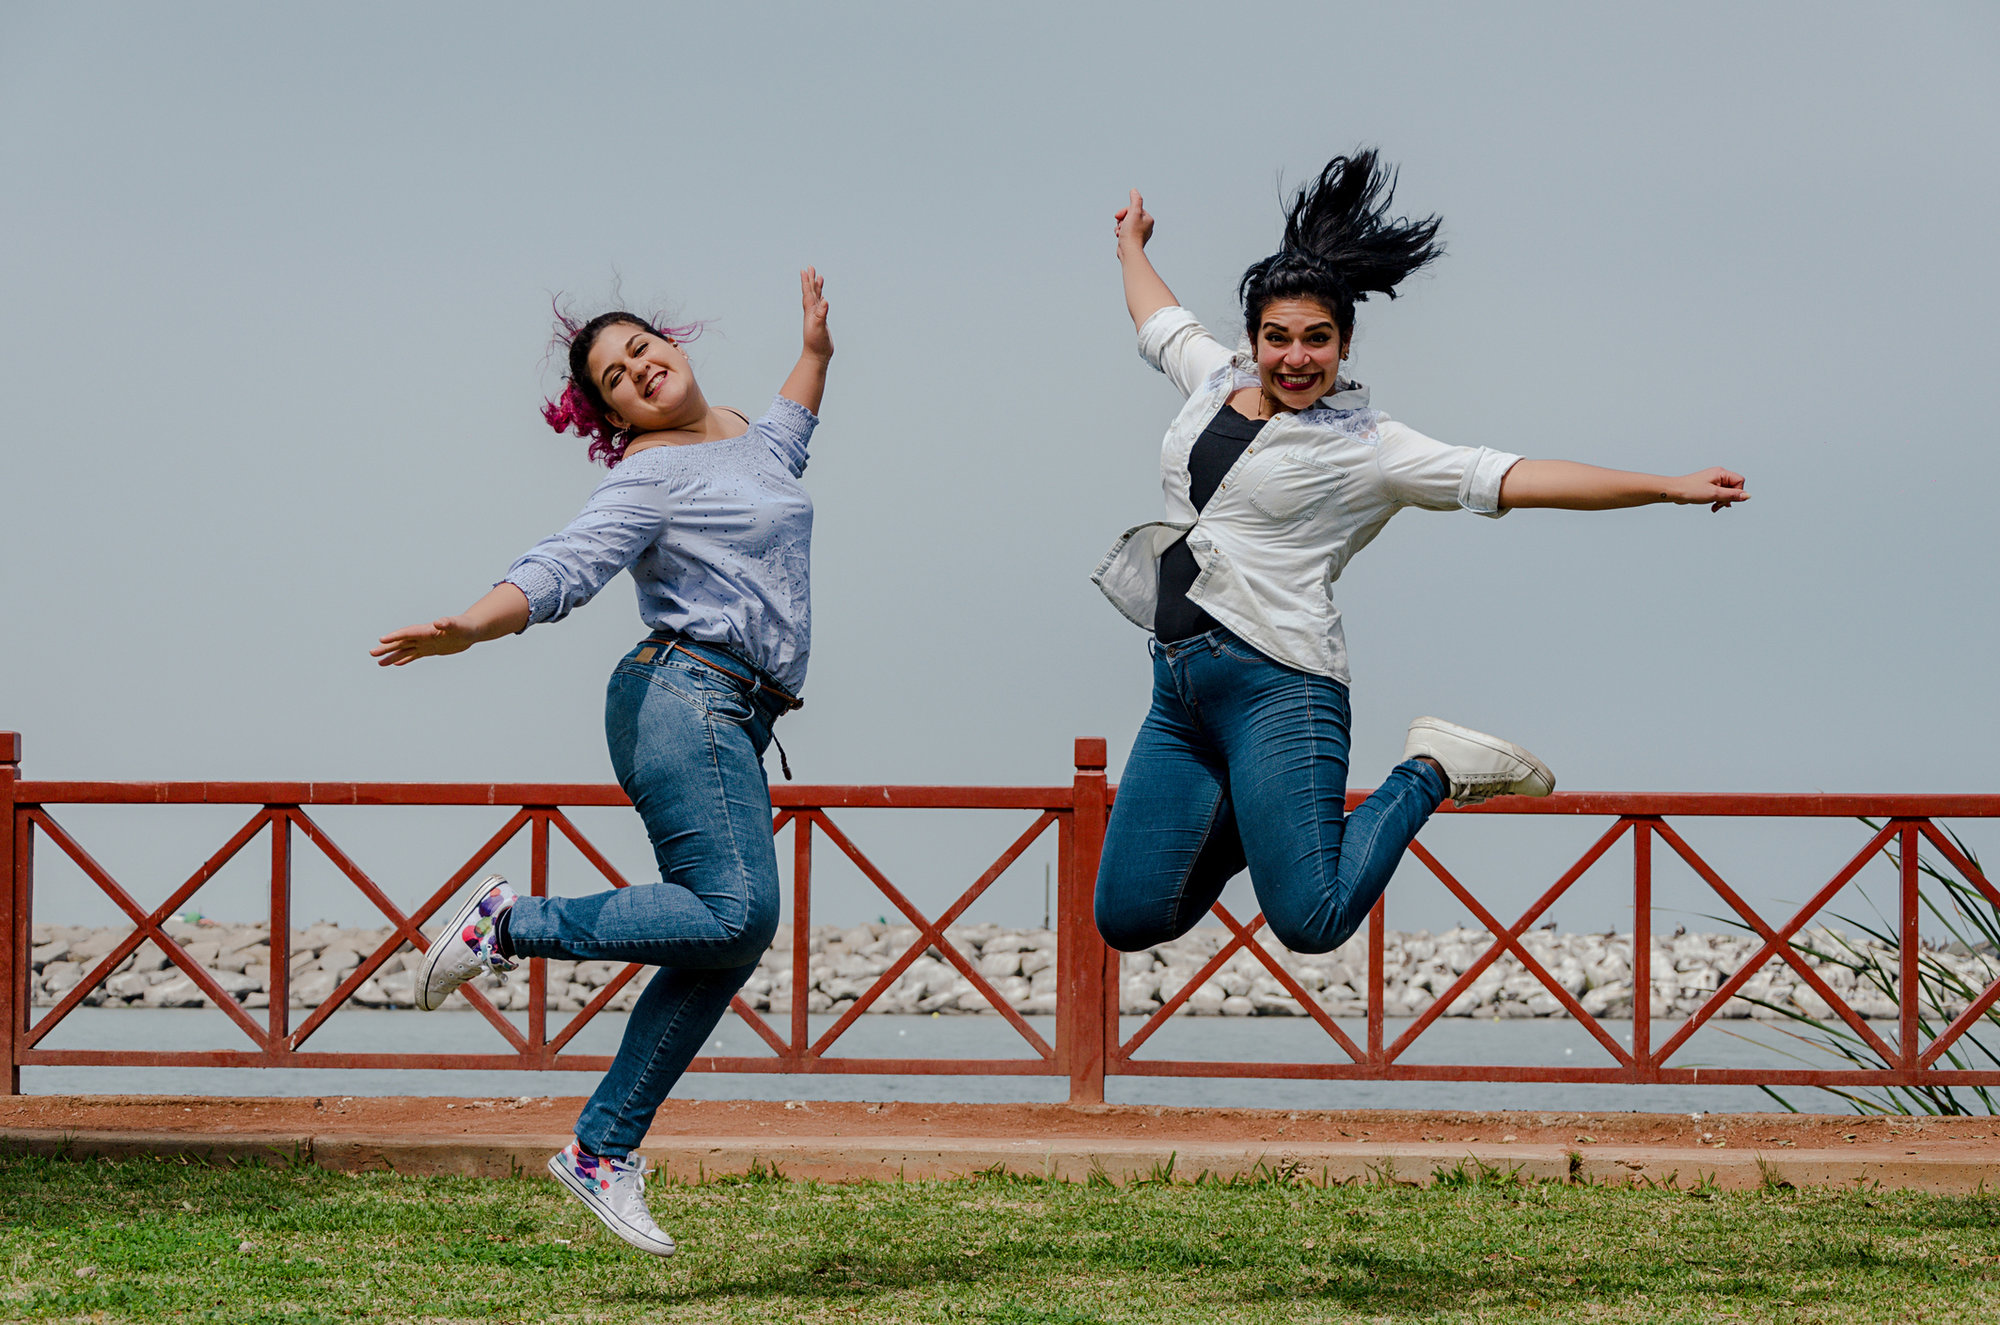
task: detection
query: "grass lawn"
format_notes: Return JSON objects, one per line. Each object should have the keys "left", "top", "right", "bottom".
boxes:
{"left": 2, "top": 1150, "right": 1998, "bottom": 1322}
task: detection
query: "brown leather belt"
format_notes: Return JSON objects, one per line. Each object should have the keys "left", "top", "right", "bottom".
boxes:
{"left": 635, "top": 634, "right": 802, "bottom": 780}
{"left": 639, "top": 634, "right": 803, "bottom": 711}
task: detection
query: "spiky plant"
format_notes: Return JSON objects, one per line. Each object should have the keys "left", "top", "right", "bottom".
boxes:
{"left": 1734, "top": 822, "right": 2000, "bottom": 1114}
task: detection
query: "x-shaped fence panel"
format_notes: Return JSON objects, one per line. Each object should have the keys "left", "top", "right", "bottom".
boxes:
{"left": 1, "top": 741, "right": 1096, "bottom": 1088}
{"left": 1112, "top": 798, "right": 2000, "bottom": 1094}
{"left": 6, "top": 729, "right": 2000, "bottom": 1104}
{"left": 16, "top": 802, "right": 572, "bottom": 1070}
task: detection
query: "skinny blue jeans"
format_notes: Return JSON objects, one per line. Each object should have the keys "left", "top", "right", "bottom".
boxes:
{"left": 1096, "top": 628, "right": 1447, "bottom": 955}
{"left": 506, "top": 639, "right": 784, "bottom": 1158}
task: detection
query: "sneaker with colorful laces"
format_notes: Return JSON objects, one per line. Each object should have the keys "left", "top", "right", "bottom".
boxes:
{"left": 413, "top": 874, "right": 518, "bottom": 1011}
{"left": 547, "top": 1142, "right": 676, "bottom": 1256}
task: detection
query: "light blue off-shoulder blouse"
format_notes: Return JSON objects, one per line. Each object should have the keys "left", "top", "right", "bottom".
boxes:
{"left": 502, "top": 396, "right": 817, "bottom": 694}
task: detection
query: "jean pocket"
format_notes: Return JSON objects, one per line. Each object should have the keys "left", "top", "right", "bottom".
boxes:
{"left": 694, "top": 669, "right": 755, "bottom": 724}
{"left": 1214, "top": 633, "right": 1271, "bottom": 665}
{"left": 615, "top": 658, "right": 707, "bottom": 712}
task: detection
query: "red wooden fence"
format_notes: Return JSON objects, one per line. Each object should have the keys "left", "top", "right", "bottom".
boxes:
{"left": 6, "top": 730, "right": 2000, "bottom": 1103}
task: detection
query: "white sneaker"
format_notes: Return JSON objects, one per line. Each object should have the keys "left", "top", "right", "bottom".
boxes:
{"left": 1404, "top": 717, "right": 1555, "bottom": 806}
{"left": 412, "top": 874, "right": 518, "bottom": 1011}
{"left": 548, "top": 1142, "right": 676, "bottom": 1257}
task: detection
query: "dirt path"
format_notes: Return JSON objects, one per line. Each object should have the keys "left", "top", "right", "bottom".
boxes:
{"left": 5, "top": 1093, "right": 1996, "bottom": 1151}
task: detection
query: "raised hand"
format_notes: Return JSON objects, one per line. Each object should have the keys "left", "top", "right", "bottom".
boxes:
{"left": 371, "top": 616, "right": 481, "bottom": 667}
{"left": 780, "top": 267, "right": 833, "bottom": 414}
{"left": 1114, "top": 189, "right": 1155, "bottom": 256}
{"left": 800, "top": 266, "right": 832, "bottom": 363}
{"left": 1673, "top": 468, "right": 1750, "bottom": 512}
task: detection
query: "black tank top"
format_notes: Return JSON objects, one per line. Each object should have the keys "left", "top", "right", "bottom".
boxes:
{"left": 1154, "top": 404, "right": 1266, "bottom": 642}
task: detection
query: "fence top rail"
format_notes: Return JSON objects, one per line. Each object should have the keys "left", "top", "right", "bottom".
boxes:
{"left": 9, "top": 781, "right": 1079, "bottom": 811}
{"left": 11, "top": 782, "right": 2000, "bottom": 818}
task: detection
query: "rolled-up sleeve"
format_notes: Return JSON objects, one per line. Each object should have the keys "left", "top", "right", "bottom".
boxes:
{"left": 1375, "top": 422, "right": 1522, "bottom": 518}
{"left": 501, "top": 472, "right": 673, "bottom": 625}
{"left": 1136, "top": 306, "right": 1235, "bottom": 399}
{"left": 756, "top": 395, "right": 818, "bottom": 477}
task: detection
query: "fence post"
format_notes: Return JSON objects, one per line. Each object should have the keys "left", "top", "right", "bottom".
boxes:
{"left": 1062, "top": 738, "right": 1111, "bottom": 1105}
{"left": 1899, "top": 821, "right": 1921, "bottom": 1071}
{"left": 267, "top": 809, "right": 292, "bottom": 1054}
{"left": 0, "top": 733, "right": 22, "bottom": 1094}
{"left": 1633, "top": 819, "right": 1653, "bottom": 1073}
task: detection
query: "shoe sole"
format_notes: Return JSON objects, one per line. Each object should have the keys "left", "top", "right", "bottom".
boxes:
{"left": 1408, "top": 716, "right": 1555, "bottom": 797}
{"left": 412, "top": 874, "right": 508, "bottom": 1012}
{"left": 546, "top": 1152, "right": 677, "bottom": 1257}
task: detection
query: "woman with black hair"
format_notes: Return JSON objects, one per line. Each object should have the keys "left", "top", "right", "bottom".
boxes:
{"left": 1093, "top": 151, "right": 1745, "bottom": 960}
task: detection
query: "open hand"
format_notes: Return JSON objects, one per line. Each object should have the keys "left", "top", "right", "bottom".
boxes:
{"left": 371, "top": 617, "right": 480, "bottom": 667}
{"left": 1114, "top": 189, "right": 1154, "bottom": 256}
{"left": 800, "top": 266, "right": 832, "bottom": 362}
{"left": 1673, "top": 468, "right": 1750, "bottom": 512}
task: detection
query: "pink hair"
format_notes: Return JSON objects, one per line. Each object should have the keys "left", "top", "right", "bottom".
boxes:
{"left": 543, "top": 302, "right": 704, "bottom": 467}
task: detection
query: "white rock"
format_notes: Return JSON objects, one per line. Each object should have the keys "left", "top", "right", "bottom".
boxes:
{"left": 1249, "top": 989, "right": 1297, "bottom": 1016}
{"left": 977, "top": 951, "right": 1022, "bottom": 980}
{"left": 1581, "top": 982, "right": 1631, "bottom": 1017}
{"left": 351, "top": 978, "right": 392, "bottom": 1008}
{"left": 129, "top": 941, "right": 172, "bottom": 974}
{"left": 144, "top": 977, "right": 208, "bottom": 1008}
{"left": 984, "top": 931, "right": 1039, "bottom": 955}
{"left": 208, "top": 970, "right": 260, "bottom": 997}
{"left": 993, "top": 975, "right": 1032, "bottom": 1005}
{"left": 289, "top": 970, "right": 337, "bottom": 1007}
{"left": 40, "top": 961, "right": 84, "bottom": 994}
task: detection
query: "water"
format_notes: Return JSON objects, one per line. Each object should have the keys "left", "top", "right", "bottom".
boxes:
{"left": 22, "top": 1008, "right": 1845, "bottom": 1114}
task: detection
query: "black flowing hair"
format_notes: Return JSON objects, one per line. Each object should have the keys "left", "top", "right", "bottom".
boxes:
{"left": 1238, "top": 149, "right": 1444, "bottom": 345}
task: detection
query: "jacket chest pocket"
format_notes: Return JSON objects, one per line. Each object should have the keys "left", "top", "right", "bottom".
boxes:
{"left": 1245, "top": 454, "right": 1347, "bottom": 522}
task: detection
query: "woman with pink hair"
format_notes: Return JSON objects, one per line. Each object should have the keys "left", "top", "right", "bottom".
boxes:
{"left": 373, "top": 269, "right": 832, "bottom": 1257}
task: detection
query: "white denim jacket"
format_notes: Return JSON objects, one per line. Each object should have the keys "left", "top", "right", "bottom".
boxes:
{"left": 1093, "top": 306, "right": 1521, "bottom": 684}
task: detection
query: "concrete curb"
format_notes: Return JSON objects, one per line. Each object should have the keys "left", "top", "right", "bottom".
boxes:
{"left": 6, "top": 1127, "right": 1994, "bottom": 1193}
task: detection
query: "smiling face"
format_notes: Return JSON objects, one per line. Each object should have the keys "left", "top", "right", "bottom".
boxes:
{"left": 584, "top": 321, "right": 704, "bottom": 434}
{"left": 1254, "top": 297, "right": 1350, "bottom": 413}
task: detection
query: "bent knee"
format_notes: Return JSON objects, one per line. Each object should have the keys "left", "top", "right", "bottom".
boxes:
{"left": 1262, "top": 918, "right": 1355, "bottom": 957}
{"left": 713, "top": 901, "right": 780, "bottom": 964}
{"left": 1095, "top": 904, "right": 1170, "bottom": 954}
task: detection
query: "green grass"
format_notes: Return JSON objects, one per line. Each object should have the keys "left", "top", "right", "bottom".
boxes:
{"left": 3, "top": 1150, "right": 1999, "bottom": 1322}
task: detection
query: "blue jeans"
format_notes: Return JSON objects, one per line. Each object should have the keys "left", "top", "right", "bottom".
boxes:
{"left": 1095, "top": 628, "right": 1446, "bottom": 955}
{"left": 507, "top": 639, "right": 785, "bottom": 1157}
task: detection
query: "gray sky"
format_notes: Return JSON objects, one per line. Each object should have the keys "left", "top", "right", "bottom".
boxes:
{"left": 4, "top": 3, "right": 1997, "bottom": 937}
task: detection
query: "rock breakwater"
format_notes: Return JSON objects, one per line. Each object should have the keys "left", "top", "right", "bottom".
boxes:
{"left": 27, "top": 921, "right": 1997, "bottom": 1021}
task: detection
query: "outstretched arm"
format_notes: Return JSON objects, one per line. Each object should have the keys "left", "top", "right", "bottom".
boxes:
{"left": 779, "top": 266, "right": 833, "bottom": 415}
{"left": 1498, "top": 461, "right": 1749, "bottom": 512}
{"left": 1115, "top": 190, "right": 1180, "bottom": 332}
{"left": 372, "top": 582, "right": 531, "bottom": 666}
